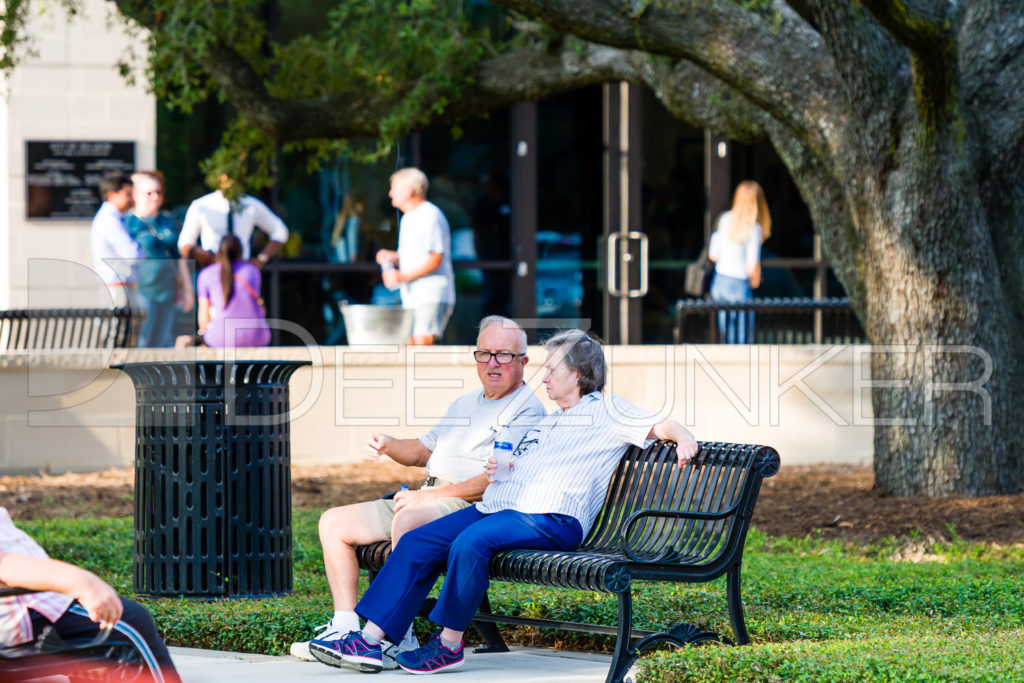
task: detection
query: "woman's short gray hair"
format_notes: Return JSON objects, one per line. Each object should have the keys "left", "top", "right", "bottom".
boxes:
{"left": 544, "top": 329, "right": 606, "bottom": 395}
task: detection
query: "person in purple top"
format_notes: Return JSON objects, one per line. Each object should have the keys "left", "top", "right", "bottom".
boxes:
{"left": 195, "top": 234, "right": 270, "bottom": 347}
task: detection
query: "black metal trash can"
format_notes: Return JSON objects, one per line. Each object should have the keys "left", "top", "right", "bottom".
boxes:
{"left": 113, "top": 360, "right": 310, "bottom": 598}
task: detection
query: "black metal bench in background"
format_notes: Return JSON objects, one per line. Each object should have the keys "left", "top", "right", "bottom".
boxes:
{"left": 673, "top": 296, "right": 867, "bottom": 344}
{"left": 356, "top": 439, "right": 781, "bottom": 683}
{"left": 0, "top": 308, "right": 135, "bottom": 350}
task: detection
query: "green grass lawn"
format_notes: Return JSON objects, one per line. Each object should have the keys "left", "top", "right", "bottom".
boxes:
{"left": 20, "top": 511, "right": 1024, "bottom": 682}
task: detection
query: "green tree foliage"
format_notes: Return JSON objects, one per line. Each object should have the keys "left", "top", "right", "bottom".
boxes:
{"left": 109, "top": 0, "right": 499, "bottom": 186}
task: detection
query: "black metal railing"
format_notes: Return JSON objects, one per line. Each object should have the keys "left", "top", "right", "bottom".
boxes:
{"left": 672, "top": 297, "right": 867, "bottom": 344}
{"left": 0, "top": 308, "right": 136, "bottom": 350}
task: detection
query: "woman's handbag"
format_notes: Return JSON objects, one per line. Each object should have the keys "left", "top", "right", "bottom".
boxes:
{"left": 684, "top": 248, "right": 714, "bottom": 297}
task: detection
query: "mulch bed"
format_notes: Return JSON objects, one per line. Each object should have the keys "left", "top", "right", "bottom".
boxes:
{"left": 3, "top": 461, "right": 1023, "bottom": 544}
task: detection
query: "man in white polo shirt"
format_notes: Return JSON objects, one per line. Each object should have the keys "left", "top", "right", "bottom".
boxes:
{"left": 376, "top": 167, "right": 456, "bottom": 345}
{"left": 292, "top": 316, "right": 544, "bottom": 669}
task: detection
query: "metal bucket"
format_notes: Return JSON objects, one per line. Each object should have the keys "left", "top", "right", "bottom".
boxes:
{"left": 340, "top": 304, "right": 413, "bottom": 345}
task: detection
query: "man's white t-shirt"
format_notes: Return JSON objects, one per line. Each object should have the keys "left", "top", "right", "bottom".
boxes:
{"left": 397, "top": 200, "right": 455, "bottom": 307}
{"left": 418, "top": 384, "right": 546, "bottom": 483}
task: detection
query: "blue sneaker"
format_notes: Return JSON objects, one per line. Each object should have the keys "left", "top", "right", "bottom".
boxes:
{"left": 396, "top": 632, "right": 465, "bottom": 674}
{"left": 310, "top": 630, "right": 383, "bottom": 673}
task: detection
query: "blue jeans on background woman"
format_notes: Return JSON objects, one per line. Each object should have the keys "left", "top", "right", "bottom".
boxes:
{"left": 710, "top": 273, "right": 754, "bottom": 344}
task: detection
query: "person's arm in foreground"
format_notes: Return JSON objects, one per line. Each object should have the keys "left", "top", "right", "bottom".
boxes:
{"left": 649, "top": 420, "right": 700, "bottom": 466}
{"left": 0, "top": 551, "right": 122, "bottom": 628}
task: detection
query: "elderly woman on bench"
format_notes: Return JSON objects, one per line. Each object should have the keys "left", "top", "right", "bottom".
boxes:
{"left": 310, "top": 328, "right": 698, "bottom": 675}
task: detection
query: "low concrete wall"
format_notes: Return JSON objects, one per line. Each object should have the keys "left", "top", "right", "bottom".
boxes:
{"left": 0, "top": 344, "right": 874, "bottom": 475}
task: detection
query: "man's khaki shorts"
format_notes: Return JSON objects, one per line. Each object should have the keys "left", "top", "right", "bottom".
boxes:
{"left": 371, "top": 478, "right": 470, "bottom": 539}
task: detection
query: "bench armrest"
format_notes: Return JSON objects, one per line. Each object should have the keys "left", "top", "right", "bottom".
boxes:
{"left": 619, "top": 500, "right": 741, "bottom": 562}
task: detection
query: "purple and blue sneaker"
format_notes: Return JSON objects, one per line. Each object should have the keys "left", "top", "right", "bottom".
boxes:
{"left": 396, "top": 632, "right": 465, "bottom": 674}
{"left": 309, "top": 630, "right": 383, "bottom": 673}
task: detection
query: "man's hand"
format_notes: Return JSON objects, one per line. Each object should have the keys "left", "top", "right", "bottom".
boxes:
{"left": 393, "top": 487, "right": 437, "bottom": 513}
{"left": 381, "top": 268, "right": 401, "bottom": 289}
{"left": 376, "top": 249, "right": 399, "bottom": 266}
{"left": 184, "top": 245, "right": 215, "bottom": 267}
{"left": 365, "top": 434, "right": 392, "bottom": 460}
{"left": 74, "top": 572, "right": 123, "bottom": 629}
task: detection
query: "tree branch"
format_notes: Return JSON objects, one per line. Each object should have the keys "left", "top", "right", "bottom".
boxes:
{"left": 204, "top": 41, "right": 641, "bottom": 142}
{"left": 858, "top": 0, "right": 958, "bottom": 53}
{"left": 859, "top": 0, "right": 963, "bottom": 128}
{"left": 493, "top": 0, "right": 842, "bottom": 156}
{"left": 787, "top": 1, "right": 908, "bottom": 174}
{"left": 634, "top": 57, "right": 767, "bottom": 145}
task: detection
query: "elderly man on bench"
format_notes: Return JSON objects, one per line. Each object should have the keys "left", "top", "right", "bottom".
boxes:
{"left": 291, "top": 315, "right": 546, "bottom": 667}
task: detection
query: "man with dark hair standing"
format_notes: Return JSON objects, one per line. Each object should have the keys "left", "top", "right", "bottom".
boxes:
{"left": 89, "top": 171, "right": 139, "bottom": 307}
{"left": 177, "top": 174, "right": 288, "bottom": 269}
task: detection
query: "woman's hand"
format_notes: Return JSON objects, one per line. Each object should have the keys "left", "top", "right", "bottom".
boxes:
{"left": 674, "top": 434, "right": 700, "bottom": 466}
{"left": 483, "top": 456, "right": 514, "bottom": 483}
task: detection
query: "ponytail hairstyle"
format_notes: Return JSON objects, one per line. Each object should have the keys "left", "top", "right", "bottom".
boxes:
{"left": 217, "top": 234, "right": 243, "bottom": 304}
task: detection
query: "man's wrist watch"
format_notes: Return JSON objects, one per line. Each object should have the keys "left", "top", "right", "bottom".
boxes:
{"left": 256, "top": 253, "right": 269, "bottom": 265}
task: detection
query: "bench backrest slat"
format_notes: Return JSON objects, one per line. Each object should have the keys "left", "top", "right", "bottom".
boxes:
{"left": 582, "top": 440, "right": 777, "bottom": 567}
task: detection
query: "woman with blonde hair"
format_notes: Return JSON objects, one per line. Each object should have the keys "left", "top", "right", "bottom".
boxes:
{"left": 331, "top": 193, "right": 369, "bottom": 263}
{"left": 708, "top": 180, "right": 771, "bottom": 343}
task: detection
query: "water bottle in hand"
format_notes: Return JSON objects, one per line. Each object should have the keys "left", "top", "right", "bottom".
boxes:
{"left": 492, "top": 440, "right": 514, "bottom": 482}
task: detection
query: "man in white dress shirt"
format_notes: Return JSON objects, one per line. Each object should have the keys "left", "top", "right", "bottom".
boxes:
{"left": 89, "top": 171, "right": 139, "bottom": 307}
{"left": 177, "top": 174, "right": 289, "bottom": 269}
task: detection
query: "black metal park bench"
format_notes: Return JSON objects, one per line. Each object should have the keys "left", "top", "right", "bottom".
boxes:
{"left": 673, "top": 296, "right": 867, "bottom": 344}
{"left": 0, "top": 307, "right": 136, "bottom": 350}
{"left": 355, "top": 439, "right": 781, "bottom": 683}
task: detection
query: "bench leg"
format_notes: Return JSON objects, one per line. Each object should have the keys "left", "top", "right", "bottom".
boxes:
{"left": 470, "top": 593, "right": 510, "bottom": 654}
{"left": 726, "top": 564, "right": 750, "bottom": 645}
{"left": 605, "top": 589, "right": 634, "bottom": 683}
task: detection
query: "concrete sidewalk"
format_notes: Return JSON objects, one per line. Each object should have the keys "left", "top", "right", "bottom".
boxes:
{"left": 170, "top": 646, "right": 614, "bottom": 683}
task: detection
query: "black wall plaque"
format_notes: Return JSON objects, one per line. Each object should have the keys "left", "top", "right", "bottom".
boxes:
{"left": 26, "top": 141, "right": 136, "bottom": 219}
